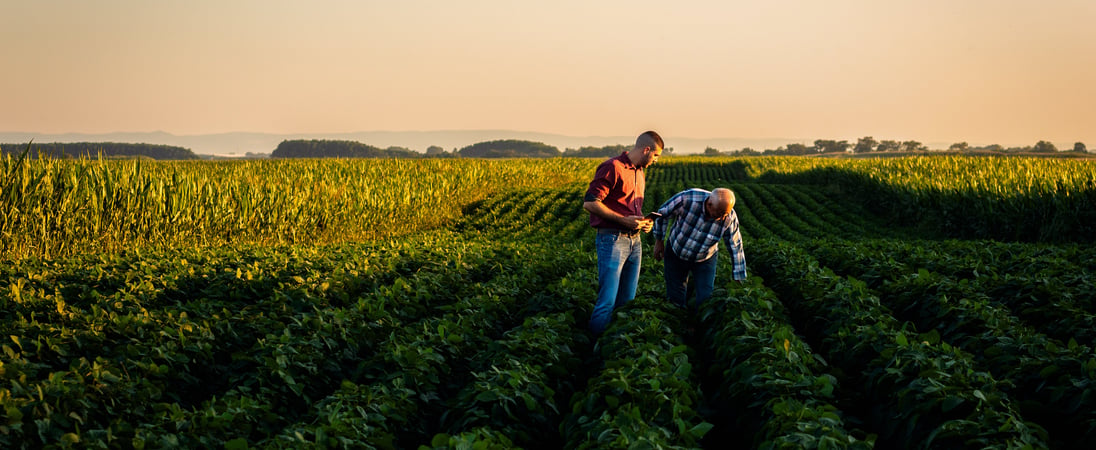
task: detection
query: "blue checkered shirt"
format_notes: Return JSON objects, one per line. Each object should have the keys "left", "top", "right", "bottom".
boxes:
{"left": 652, "top": 188, "right": 747, "bottom": 280}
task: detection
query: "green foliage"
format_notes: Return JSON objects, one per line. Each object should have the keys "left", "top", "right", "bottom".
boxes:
{"left": 697, "top": 279, "right": 875, "bottom": 448}
{"left": 2, "top": 156, "right": 1095, "bottom": 448}
{"left": 0, "top": 156, "right": 597, "bottom": 260}
{"left": 561, "top": 297, "right": 713, "bottom": 449}
{"left": 750, "top": 239, "right": 1052, "bottom": 449}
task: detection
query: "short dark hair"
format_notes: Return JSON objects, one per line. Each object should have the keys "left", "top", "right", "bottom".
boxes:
{"left": 636, "top": 131, "right": 663, "bottom": 151}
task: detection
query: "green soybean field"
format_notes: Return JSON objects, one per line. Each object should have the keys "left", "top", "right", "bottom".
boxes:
{"left": 2, "top": 154, "right": 1096, "bottom": 449}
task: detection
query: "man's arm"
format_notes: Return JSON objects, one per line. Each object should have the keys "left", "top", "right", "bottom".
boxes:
{"left": 651, "top": 191, "right": 693, "bottom": 262}
{"left": 651, "top": 190, "right": 690, "bottom": 241}
{"left": 724, "top": 212, "right": 748, "bottom": 280}
{"left": 583, "top": 160, "right": 649, "bottom": 230}
{"left": 584, "top": 200, "right": 646, "bottom": 230}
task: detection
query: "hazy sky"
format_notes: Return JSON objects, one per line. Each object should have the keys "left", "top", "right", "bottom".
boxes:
{"left": 3, "top": 1, "right": 1094, "bottom": 148}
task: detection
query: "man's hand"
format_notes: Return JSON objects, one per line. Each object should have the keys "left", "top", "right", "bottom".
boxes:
{"left": 619, "top": 215, "right": 650, "bottom": 231}
{"left": 652, "top": 240, "right": 665, "bottom": 261}
{"left": 585, "top": 202, "right": 652, "bottom": 232}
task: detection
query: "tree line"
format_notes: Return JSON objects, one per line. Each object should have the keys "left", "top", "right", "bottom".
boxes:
{"left": 4, "top": 137, "right": 1088, "bottom": 161}
{"left": 0, "top": 142, "right": 198, "bottom": 160}
{"left": 269, "top": 140, "right": 422, "bottom": 158}
{"left": 705, "top": 137, "right": 1089, "bottom": 156}
{"left": 271, "top": 139, "right": 637, "bottom": 159}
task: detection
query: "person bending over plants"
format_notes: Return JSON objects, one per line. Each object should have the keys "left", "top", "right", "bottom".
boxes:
{"left": 651, "top": 187, "right": 747, "bottom": 313}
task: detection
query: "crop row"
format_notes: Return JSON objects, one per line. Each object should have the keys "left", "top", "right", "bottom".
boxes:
{"left": 564, "top": 296, "right": 709, "bottom": 448}
{"left": 697, "top": 278, "right": 873, "bottom": 448}
{"left": 457, "top": 188, "right": 588, "bottom": 242}
{"left": 5, "top": 153, "right": 1096, "bottom": 449}
{"left": 802, "top": 238, "right": 1096, "bottom": 448}
{"left": 807, "top": 238, "right": 1096, "bottom": 345}
{"left": 1, "top": 231, "right": 595, "bottom": 448}
{"left": 749, "top": 238, "right": 1049, "bottom": 448}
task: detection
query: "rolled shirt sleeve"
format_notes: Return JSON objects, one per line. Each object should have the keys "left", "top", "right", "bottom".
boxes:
{"left": 723, "top": 211, "right": 748, "bottom": 280}
{"left": 584, "top": 162, "right": 615, "bottom": 202}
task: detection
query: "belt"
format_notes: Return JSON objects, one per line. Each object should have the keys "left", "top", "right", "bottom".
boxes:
{"left": 596, "top": 228, "right": 640, "bottom": 236}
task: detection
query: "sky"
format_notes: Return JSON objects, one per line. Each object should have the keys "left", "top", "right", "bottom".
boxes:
{"left": 3, "top": 1, "right": 1095, "bottom": 150}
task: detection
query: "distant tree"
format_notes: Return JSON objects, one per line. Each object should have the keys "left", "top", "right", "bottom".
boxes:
{"left": 814, "top": 139, "right": 850, "bottom": 154}
{"left": 786, "top": 143, "right": 811, "bottom": 155}
{"left": 271, "top": 139, "right": 420, "bottom": 158}
{"left": 737, "top": 147, "right": 760, "bottom": 156}
{"left": 876, "top": 140, "right": 900, "bottom": 152}
{"left": 853, "top": 136, "right": 878, "bottom": 153}
{"left": 458, "top": 139, "right": 560, "bottom": 158}
{"left": 901, "top": 140, "right": 926, "bottom": 152}
{"left": 562, "top": 144, "right": 628, "bottom": 158}
{"left": 1074, "top": 142, "right": 1088, "bottom": 153}
{"left": 424, "top": 145, "right": 457, "bottom": 158}
{"left": 981, "top": 144, "right": 1005, "bottom": 152}
{"left": 765, "top": 143, "right": 811, "bottom": 156}
{"left": 703, "top": 147, "right": 721, "bottom": 156}
{"left": 948, "top": 142, "right": 969, "bottom": 152}
{"left": 1032, "top": 140, "right": 1058, "bottom": 153}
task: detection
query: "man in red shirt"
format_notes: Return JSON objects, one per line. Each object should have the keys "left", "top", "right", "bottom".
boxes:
{"left": 582, "top": 130, "right": 664, "bottom": 334}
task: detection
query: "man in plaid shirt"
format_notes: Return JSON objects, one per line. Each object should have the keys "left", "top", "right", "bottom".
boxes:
{"left": 651, "top": 187, "right": 747, "bottom": 311}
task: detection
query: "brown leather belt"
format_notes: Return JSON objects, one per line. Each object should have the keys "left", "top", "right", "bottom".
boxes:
{"left": 596, "top": 228, "right": 640, "bottom": 236}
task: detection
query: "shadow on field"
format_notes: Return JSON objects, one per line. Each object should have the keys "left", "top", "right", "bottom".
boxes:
{"left": 756, "top": 166, "right": 1096, "bottom": 243}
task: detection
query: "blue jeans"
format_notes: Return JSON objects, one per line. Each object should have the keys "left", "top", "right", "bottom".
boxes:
{"left": 664, "top": 245, "right": 717, "bottom": 311}
{"left": 589, "top": 230, "right": 642, "bottom": 334}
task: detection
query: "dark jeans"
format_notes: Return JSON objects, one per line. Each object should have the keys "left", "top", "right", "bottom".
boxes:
{"left": 664, "top": 245, "right": 717, "bottom": 311}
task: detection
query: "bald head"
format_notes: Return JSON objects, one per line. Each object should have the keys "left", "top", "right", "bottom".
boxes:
{"left": 705, "top": 188, "right": 735, "bottom": 219}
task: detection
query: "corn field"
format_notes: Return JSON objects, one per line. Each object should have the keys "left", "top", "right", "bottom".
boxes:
{"left": 0, "top": 153, "right": 597, "bottom": 260}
